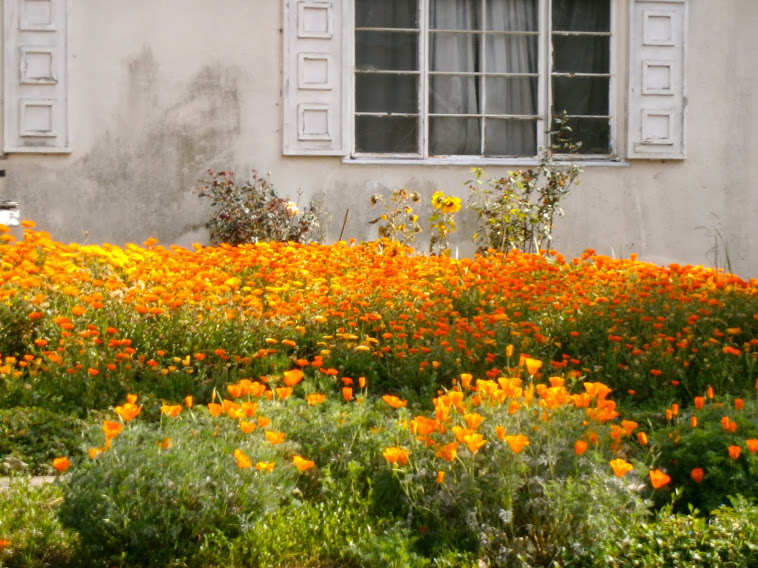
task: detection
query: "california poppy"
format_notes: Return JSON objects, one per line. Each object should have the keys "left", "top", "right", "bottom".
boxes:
{"left": 609, "top": 459, "right": 633, "bottom": 477}
{"left": 690, "top": 468, "right": 704, "bottom": 483}
{"left": 266, "top": 431, "right": 286, "bottom": 445}
{"left": 649, "top": 469, "right": 671, "bottom": 489}
{"left": 233, "top": 449, "right": 252, "bottom": 469}
{"left": 293, "top": 455, "right": 315, "bottom": 471}
{"left": 382, "top": 446, "right": 409, "bottom": 466}
{"left": 53, "top": 457, "right": 71, "bottom": 473}
{"left": 505, "top": 434, "right": 530, "bottom": 454}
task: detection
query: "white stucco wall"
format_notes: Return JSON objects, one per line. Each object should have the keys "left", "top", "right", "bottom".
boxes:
{"left": 1, "top": 0, "right": 756, "bottom": 277}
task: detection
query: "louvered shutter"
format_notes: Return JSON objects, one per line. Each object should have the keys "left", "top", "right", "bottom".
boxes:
{"left": 4, "top": 0, "right": 70, "bottom": 153}
{"left": 282, "top": 0, "right": 347, "bottom": 155}
{"left": 628, "top": 0, "right": 687, "bottom": 159}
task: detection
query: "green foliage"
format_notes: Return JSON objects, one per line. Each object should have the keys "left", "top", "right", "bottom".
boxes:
{"left": 385, "top": 396, "right": 648, "bottom": 567}
{"left": 648, "top": 398, "right": 758, "bottom": 514}
{"left": 0, "top": 480, "right": 79, "bottom": 568}
{"left": 601, "top": 496, "right": 758, "bottom": 567}
{"left": 197, "top": 169, "right": 322, "bottom": 246}
{"left": 369, "top": 188, "right": 423, "bottom": 246}
{"left": 467, "top": 118, "right": 581, "bottom": 254}
{"left": 0, "top": 408, "right": 85, "bottom": 475}
{"left": 58, "top": 413, "right": 299, "bottom": 567}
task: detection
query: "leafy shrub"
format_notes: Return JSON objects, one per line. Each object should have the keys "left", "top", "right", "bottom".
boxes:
{"left": 0, "top": 408, "right": 85, "bottom": 475}
{"left": 197, "top": 169, "right": 322, "bottom": 245}
{"left": 382, "top": 378, "right": 649, "bottom": 566}
{"left": 467, "top": 119, "right": 580, "bottom": 254}
{"left": 58, "top": 412, "right": 300, "bottom": 567}
{"left": 648, "top": 397, "right": 758, "bottom": 514}
{"left": 0, "top": 479, "right": 78, "bottom": 568}
{"left": 601, "top": 496, "right": 758, "bottom": 567}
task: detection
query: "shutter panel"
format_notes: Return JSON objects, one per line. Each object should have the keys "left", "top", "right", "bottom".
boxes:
{"left": 627, "top": 0, "right": 687, "bottom": 159}
{"left": 3, "top": 0, "right": 70, "bottom": 153}
{"left": 282, "top": 0, "right": 347, "bottom": 155}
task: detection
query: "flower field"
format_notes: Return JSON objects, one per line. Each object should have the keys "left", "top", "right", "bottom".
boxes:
{"left": 2, "top": 222, "right": 758, "bottom": 567}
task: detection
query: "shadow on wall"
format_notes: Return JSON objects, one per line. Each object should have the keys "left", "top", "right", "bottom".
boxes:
{"left": 20, "top": 47, "right": 244, "bottom": 246}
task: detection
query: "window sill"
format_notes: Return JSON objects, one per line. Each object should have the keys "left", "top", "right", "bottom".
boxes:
{"left": 343, "top": 156, "right": 630, "bottom": 167}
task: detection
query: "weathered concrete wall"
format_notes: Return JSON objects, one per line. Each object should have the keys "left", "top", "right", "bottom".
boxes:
{"left": 1, "top": 0, "right": 757, "bottom": 277}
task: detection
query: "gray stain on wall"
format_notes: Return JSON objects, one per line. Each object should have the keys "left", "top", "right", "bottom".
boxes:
{"left": 18, "top": 47, "right": 243, "bottom": 246}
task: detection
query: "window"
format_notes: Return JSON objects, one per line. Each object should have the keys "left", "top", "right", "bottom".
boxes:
{"left": 354, "top": 0, "right": 612, "bottom": 159}
{"left": 3, "top": 0, "right": 71, "bottom": 153}
{"left": 281, "top": 0, "right": 687, "bottom": 161}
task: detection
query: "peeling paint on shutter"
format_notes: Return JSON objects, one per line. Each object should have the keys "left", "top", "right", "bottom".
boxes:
{"left": 282, "top": 0, "right": 347, "bottom": 155}
{"left": 628, "top": 0, "right": 687, "bottom": 159}
{"left": 4, "top": 0, "right": 70, "bottom": 153}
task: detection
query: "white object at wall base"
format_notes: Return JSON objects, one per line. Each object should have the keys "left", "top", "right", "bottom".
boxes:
{"left": 0, "top": 202, "right": 19, "bottom": 226}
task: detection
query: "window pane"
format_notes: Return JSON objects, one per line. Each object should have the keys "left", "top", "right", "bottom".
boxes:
{"left": 485, "top": 77, "right": 537, "bottom": 115}
{"left": 552, "top": 36, "right": 609, "bottom": 74}
{"left": 429, "top": 117, "right": 481, "bottom": 155}
{"left": 356, "top": 0, "right": 418, "bottom": 29}
{"left": 429, "top": 0, "right": 480, "bottom": 30}
{"left": 552, "top": 0, "right": 610, "bottom": 32}
{"left": 356, "top": 74, "right": 418, "bottom": 114}
{"left": 429, "top": 75, "right": 478, "bottom": 114}
{"left": 486, "top": 0, "right": 538, "bottom": 31}
{"left": 555, "top": 117, "right": 610, "bottom": 154}
{"left": 552, "top": 76, "right": 609, "bottom": 115}
{"left": 429, "top": 32, "right": 480, "bottom": 72}
{"left": 355, "top": 116, "right": 418, "bottom": 153}
{"left": 356, "top": 31, "right": 418, "bottom": 71}
{"left": 484, "top": 118, "right": 537, "bottom": 156}
{"left": 485, "top": 34, "right": 538, "bottom": 73}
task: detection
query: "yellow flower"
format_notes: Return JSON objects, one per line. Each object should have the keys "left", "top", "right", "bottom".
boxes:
{"left": 256, "top": 461, "right": 275, "bottom": 472}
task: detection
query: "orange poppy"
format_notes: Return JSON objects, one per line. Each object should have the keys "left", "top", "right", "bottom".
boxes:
{"left": 574, "top": 440, "right": 588, "bottom": 455}
{"left": 275, "top": 387, "right": 293, "bottom": 400}
{"left": 161, "top": 404, "right": 182, "bottom": 417}
{"left": 746, "top": 439, "right": 758, "bottom": 453}
{"left": 102, "top": 420, "right": 123, "bottom": 440}
{"left": 53, "top": 457, "right": 71, "bottom": 473}
{"left": 649, "top": 469, "right": 671, "bottom": 489}
{"left": 382, "top": 446, "right": 409, "bottom": 466}
{"left": 282, "top": 369, "right": 304, "bottom": 387}
{"left": 233, "top": 449, "right": 252, "bottom": 469}
{"left": 729, "top": 445, "right": 741, "bottom": 460}
{"left": 382, "top": 395, "right": 407, "bottom": 409}
{"left": 609, "top": 459, "right": 633, "bottom": 477}
{"left": 463, "top": 433, "right": 487, "bottom": 453}
{"left": 293, "top": 455, "right": 315, "bottom": 471}
{"left": 505, "top": 434, "right": 530, "bottom": 454}
{"left": 694, "top": 396, "right": 705, "bottom": 409}
{"left": 306, "top": 393, "right": 327, "bottom": 406}
{"left": 690, "top": 468, "right": 704, "bottom": 483}
{"left": 266, "top": 431, "right": 286, "bottom": 445}
{"left": 256, "top": 461, "right": 275, "bottom": 472}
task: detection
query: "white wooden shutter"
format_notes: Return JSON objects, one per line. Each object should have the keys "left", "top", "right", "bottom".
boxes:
{"left": 282, "top": 0, "right": 347, "bottom": 155}
{"left": 3, "top": 0, "right": 70, "bottom": 153}
{"left": 627, "top": 0, "right": 687, "bottom": 159}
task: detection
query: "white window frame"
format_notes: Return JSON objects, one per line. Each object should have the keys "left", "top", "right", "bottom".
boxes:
{"left": 345, "top": 0, "right": 620, "bottom": 166}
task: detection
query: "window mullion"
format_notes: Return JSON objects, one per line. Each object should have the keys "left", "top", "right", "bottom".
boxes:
{"left": 481, "top": 0, "right": 487, "bottom": 155}
{"left": 537, "top": 0, "right": 550, "bottom": 154}
{"left": 420, "top": 0, "right": 428, "bottom": 158}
